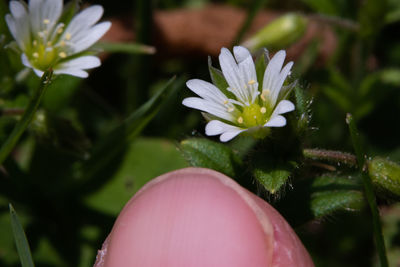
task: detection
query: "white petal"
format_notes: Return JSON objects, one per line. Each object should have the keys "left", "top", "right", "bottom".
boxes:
{"left": 233, "top": 46, "right": 258, "bottom": 103}
{"left": 205, "top": 120, "right": 246, "bottom": 142}
{"left": 265, "top": 115, "right": 286, "bottom": 127}
{"left": 270, "top": 61, "right": 293, "bottom": 105}
{"left": 70, "top": 22, "right": 111, "bottom": 53}
{"left": 182, "top": 97, "right": 234, "bottom": 122}
{"left": 262, "top": 50, "right": 286, "bottom": 91}
{"left": 32, "top": 68, "right": 44, "bottom": 77}
{"left": 5, "top": 15, "right": 17, "bottom": 40}
{"left": 7, "top": 3, "right": 30, "bottom": 49}
{"left": 64, "top": 5, "right": 104, "bottom": 37}
{"left": 219, "top": 48, "right": 247, "bottom": 103}
{"left": 10, "top": 1, "right": 27, "bottom": 18}
{"left": 53, "top": 56, "right": 101, "bottom": 78}
{"left": 54, "top": 68, "right": 88, "bottom": 78}
{"left": 273, "top": 100, "right": 295, "bottom": 115}
{"left": 42, "top": 0, "right": 63, "bottom": 31}
{"left": 21, "top": 53, "right": 32, "bottom": 68}
{"left": 57, "top": 56, "right": 101, "bottom": 69}
{"left": 233, "top": 46, "right": 252, "bottom": 62}
{"left": 186, "top": 79, "right": 228, "bottom": 103}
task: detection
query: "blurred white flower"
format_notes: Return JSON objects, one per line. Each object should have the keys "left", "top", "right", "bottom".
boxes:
{"left": 183, "top": 46, "right": 295, "bottom": 142}
{"left": 5, "top": 0, "right": 111, "bottom": 78}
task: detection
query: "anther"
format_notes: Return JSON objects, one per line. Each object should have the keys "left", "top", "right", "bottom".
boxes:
{"left": 227, "top": 107, "right": 234, "bottom": 112}
{"left": 260, "top": 107, "right": 266, "bottom": 114}
{"left": 65, "top": 33, "right": 71, "bottom": 40}
{"left": 260, "top": 89, "right": 270, "bottom": 101}
{"left": 223, "top": 100, "right": 229, "bottom": 105}
{"left": 33, "top": 40, "right": 37, "bottom": 46}
{"left": 33, "top": 52, "right": 39, "bottom": 58}
{"left": 59, "top": 52, "right": 67, "bottom": 58}
{"left": 248, "top": 80, "right": 256, "bottom": 85}
{"left": 237, "top": 117, "right": 243, "bottom": 124}
{"left": 43, "top": 19, "right": 50, "bottom": 24}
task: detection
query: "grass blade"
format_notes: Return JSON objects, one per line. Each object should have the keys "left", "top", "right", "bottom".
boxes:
{"left": 9, "top": 204, "right": 35, "bottom": 267}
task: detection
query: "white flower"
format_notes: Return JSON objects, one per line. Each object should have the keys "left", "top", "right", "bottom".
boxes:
{"left": 182, "top": 46, "right": 295, "bottom": 142}
{"left": 5, "top": 0, "right": 111, "bottom": 78}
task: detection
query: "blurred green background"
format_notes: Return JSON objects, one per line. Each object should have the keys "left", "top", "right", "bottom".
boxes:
{"left": 1, "top": 0, "right": 400, "bottom": 266}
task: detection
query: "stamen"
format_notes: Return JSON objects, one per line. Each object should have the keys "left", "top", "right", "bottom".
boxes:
{"left": 260, "top": 89, "right": 270, "bottom": 101}
{"left": 32, "top": 40, "right": 37, "bottom": 46}
{"left": 237, "top": 117, "right": 243, "bottom": 124}
{"left": 260, "top": 107, "right": 266, "bottom": 114}
{"left": 227, "top": 107, "right": 234, "bottom": 112}
{"left": 33, "top": 52, "right": 39, "bottom": 58}
{"left": 59, "top": 40, "right": 66, "bottom": 47}
{"left": 248, "top": 80, "right": 256, "bottom": 85}
{"left": 59, "top": 52, "right": 67, "bottom": 58}
{"left": 223, "top": 100, "right": 229, "bottom": 105}
{"left": 43, "top": 19, "right": 50, "bottom": 24}
{"left": 47, "top": 41, "right": 52, "bottom": 46}
{"left": 65, "top": 33, "right": 71, "bottom": 40}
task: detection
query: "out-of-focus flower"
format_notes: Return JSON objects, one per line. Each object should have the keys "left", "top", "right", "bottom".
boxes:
{"left": 5, "top": 0, "right": 111, "bottom": 78}
{"left": 182, "top": 46, "right": 295, "bottom": 142}
{"left": 94, "top": 167, "right": 314, "bottom": 267}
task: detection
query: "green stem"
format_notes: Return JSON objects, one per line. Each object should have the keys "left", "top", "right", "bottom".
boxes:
{"left": 232, "top": 0, "right": 267, "bottom": 46}
{"left": 0, "top": 71, "right": 53, "bottom": 165}
{"left": 303, "top": 148, "right": 357, "bottom": 167}
{"left": 346, "top": 113, "right": 388, "bottom": 267}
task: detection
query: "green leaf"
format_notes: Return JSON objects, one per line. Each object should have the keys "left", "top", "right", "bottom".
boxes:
{"left": 94, "top": 42, "right": 156, "bottom": 55}
{"left": 358, "top": 0, "right": 388, "bottom": 39}
{"left": 180, "top": 138, "right": 242, "bottom": 178}
{"left": 85, "top": 138, "right": 188, "bottom": 215}
{"left": 310, "top": 175, "right": 364, "bottom": 218}
{"left": 301, "top": 0, "right": 344, "bottom": 15}
{"left": 77, "top": 76, "right": 177, "bottom": 184}
{"left": 254, "top": 166, "right": 291, "bottom": 195}
{"left": 9, "top": 204, "right": 35, "bottom": 267}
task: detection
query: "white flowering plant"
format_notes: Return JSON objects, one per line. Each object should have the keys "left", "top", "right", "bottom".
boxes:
{"left": 183, "top": 46, "right": 296, "bottom": 142}
{"left": 0, "top": 1, "right": 398, "bottom": 266}
{"left": 5, "top": 0, "right": 111, "bottom": 78}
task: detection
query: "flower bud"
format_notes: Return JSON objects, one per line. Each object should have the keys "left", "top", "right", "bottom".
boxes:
{"left": 242, "top": 13, "right": 308, "bottom": 52}
{"left": 94, "top": 167, "right": 314, "bottom": 267}
{"left": 368, "top": 157, "right": 400, "bottom": 199}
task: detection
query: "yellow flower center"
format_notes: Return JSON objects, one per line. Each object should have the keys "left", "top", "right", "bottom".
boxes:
{"left": 239, "top": 103, "right": 270, "bottom": 128}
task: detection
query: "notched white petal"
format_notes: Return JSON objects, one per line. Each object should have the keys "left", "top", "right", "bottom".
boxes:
{"left": 205, "top": 120, "right": 246, "bottom": 142}
{"left": 57, "top": 56, "right": 101, "bottom": 69}
{"left": 274, "top": 100, "right": 295, "bottom": 115}
{"left": 54, "top": 68, "right": 89, "bottom": 78}
{"left": 71, "top": 22, "right": 111, "bottom": 53}
{"left": 10, "top": 1, "right": 27, "bottom": 18}
{"left": 265, "top": 115, "right": 287, "bottom": 127}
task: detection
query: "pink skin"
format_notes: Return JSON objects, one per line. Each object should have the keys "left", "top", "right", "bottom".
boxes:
{"left": 94, "top": 167, "right": 314, "bottom": 267}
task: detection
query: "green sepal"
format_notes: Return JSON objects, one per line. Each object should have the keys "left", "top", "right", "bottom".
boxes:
{"left": 75, "top": 76, "right": 177, "bottom": 187}
{"left": 254, "top": 49, "right": 268, "bottom": 90}
{"left": 208, "top": 57, "right": 235, "bottom": 99}
{"left": 253, "top": 161, "right": 293, "bottom": 195}
{"left": 368, "top": 157, "right": 400, "bottom": 200}
{"left": 179, "top": 138, "right": 242, "bottom": 178}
